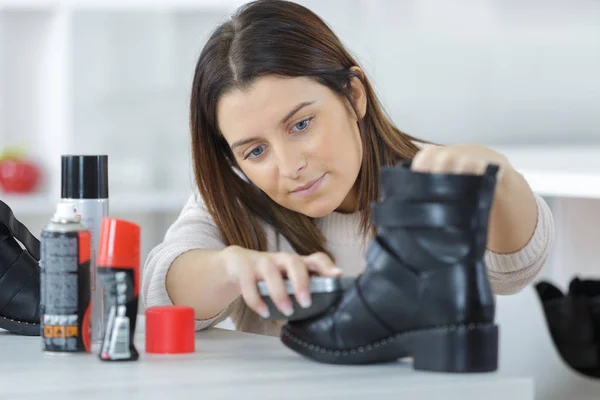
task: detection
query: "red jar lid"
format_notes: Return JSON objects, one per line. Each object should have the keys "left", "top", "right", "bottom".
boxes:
{"left": 145, "top": 306, "right": 195, "bottom": 354}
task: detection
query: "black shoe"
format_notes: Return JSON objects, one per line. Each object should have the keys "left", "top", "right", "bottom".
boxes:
{"left": 281, "top": 162, "right": 500, "bottom": 372}
{"left": 568, "top": 277, "right": 600, "bottom": 377}
{"left": 535, "top": 281, "right": 598, "bottom": 377}
{"left": 569, "top": 277, "right": 600, "bottom": 338}
{"left": 0, "top": 200, "right": 41, "bottom": 336}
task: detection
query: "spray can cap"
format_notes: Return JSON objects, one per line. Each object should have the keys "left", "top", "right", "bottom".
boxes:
{"left": 53, "top": 202, "right": 78, "bottom": 221}
{"left": 61, "top": 155, "right": 108, "bottom": 199}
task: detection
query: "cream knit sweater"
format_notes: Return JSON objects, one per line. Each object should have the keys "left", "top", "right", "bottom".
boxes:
{"left": 142, "top": 187, "right": 555, "bottom": 337}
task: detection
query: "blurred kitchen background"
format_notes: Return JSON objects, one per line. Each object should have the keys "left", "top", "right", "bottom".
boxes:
{"left": 1, "top": 0, "right": 599, "bottom": 293}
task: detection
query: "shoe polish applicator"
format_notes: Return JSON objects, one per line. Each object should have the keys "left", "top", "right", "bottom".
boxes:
{"left": 96, "top": 217, "right": 141, "bottom": 361}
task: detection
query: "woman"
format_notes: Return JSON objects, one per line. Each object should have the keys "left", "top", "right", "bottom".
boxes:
{"left": 143, "top": 0, "right": 554, "bottom": 336}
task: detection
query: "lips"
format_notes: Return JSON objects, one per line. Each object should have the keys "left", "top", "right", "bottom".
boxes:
{"left": 289, "top": 174, "right": 327, "bottom": 199}
{"left": 291, "top": 174, "right": 324, "bottom": 193}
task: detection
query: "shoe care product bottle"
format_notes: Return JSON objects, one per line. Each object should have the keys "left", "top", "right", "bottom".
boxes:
{"left": 61, "top": 155, "right": 108, "bottom": 346}
{"left": 40, "top": 202, "right": 92, "bottom": 353}
{"left": 97, "top": 217, "right": 140, "bottom": 362}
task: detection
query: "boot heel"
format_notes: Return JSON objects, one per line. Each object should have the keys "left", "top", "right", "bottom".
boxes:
{"left": 409, "top": 323, "right": 498, "bottom": 373}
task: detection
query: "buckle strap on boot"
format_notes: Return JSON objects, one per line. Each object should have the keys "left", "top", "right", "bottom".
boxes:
{"left": 364, "top": 236, "right": 419, "bottom": 297}
{"left": 0, "top": 200, "right": 40, "bottom": 260}
{"left": 371, "top": 201, "right": 476, "bottom": 228}
{"left": 0, "top": 251, "right": 36, "bottom": 313}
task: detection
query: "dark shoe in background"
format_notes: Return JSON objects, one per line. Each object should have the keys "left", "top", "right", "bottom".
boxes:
{"left": 570, "top": 278, "right": 600, "bottom": 340}
{"left": 569, "top": 277, "right": 600, "bottom": 377}
{"left": 0, "top": 200, "right": 41, "bottom": 336}
{"left": 281, "top": 162, "right": 500, "bottom": 373}
{"left": 535, "top": 280, "right": 600, "bottom": 378}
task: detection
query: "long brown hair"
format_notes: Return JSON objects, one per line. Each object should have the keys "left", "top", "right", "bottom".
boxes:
{"left": 190, "top": 0, "right": 426, "bottom": 258}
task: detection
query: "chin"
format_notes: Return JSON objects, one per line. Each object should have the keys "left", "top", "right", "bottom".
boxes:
{"left": 295, "top": 198, "right": 341, "bottom": 219}
{"left": 302, "top": 209, "right": 332, "bottom": 219}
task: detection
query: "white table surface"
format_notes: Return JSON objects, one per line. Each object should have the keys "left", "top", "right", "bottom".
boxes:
{"left": 0, "top": 324, "right": 533, "bottom": 400}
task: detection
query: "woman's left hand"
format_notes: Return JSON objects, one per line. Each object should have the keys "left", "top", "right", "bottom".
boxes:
{"left": 411, "top": 144, "right": 512, "bottom": 183}
{"left": 411, "top": 143, "right": 538, "bottom": 254}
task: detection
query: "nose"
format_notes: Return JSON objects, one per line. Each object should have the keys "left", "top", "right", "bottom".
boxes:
{"left": 277, "top": 145, "right": 306, "bottom": 179}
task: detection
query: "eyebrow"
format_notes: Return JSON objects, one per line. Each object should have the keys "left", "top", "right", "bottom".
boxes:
{"left": 279, "top": 100, "right": 315, "bottom": 125}
{"left": 230, "top": 137, "right": 260, "bottom": 151}
{"left": 230, "top": 101, "right": 315, "bottom": 150}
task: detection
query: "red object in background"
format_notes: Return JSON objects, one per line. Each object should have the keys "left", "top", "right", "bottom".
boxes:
{"left": 145, "top": 306, "right": 196, "bottom": 354}
{"left": 0, "top": 158, "right": 41, "bottom": 193}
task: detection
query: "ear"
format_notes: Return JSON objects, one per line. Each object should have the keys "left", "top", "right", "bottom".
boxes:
{"left": 348, "top": 66, "right": 368, "bottom": 120}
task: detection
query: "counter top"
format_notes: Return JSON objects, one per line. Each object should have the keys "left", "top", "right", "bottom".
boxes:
{"left": 0, "top": 326, "right": 532, "bottom": 400}
{"left": 493, "top": 144, "right": 600, "bottom": 199}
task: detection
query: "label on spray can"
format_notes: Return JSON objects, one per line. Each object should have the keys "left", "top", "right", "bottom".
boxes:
{"left": 40, "top": 229, "right": 92, "bottom": 352}
{"left": 99, "top": 269, "right": 138, "bottom": 361}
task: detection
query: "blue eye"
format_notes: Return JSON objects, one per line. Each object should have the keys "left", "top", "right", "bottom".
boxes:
{"left": 293, "top": 118, "right": 312, "bottom": 132}
{"left": 245, "top": 145, "right": 266, "bottom": 160}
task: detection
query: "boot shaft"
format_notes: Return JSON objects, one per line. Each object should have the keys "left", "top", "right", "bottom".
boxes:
{"left": 365, "top": 162, "right": 499, "bottom": 328}
{"left": 374, "top": 161, "right": 498, "bottom": 260}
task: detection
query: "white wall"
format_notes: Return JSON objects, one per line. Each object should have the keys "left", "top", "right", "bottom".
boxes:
{"left": 61, "top": 0, "right": 600, "bottom": 178}
{"left": 303, "top": 0, "right": 600, "bottom": 145}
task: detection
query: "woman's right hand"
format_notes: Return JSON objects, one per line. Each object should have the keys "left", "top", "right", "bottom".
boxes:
{"left": 219, "top": 245, "right": 342, "bottom": 319}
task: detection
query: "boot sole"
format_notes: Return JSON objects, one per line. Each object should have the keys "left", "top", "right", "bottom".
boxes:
{"left": 0, "top": 315, "right": 40, "bottom": 336}
{"left": 281, "top": 323, "right": 498, "bottom": 373}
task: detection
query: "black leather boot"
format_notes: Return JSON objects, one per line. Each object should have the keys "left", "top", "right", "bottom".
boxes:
{"left": 0, "top": 200, "right": 41, "bottom": 336}
{"left": 569, "top": 277, "right": 600, "bottom": 340}
{"left": 280, "top": 162, "right": 500, "bottom": 372}
{"left": 568, "top": 278, "right": 600, "bottom": 377}
{"left": 535, "top": 280, "right": 599, "bottom": 377}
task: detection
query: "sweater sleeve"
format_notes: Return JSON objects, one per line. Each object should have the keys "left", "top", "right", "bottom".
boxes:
{"left": 485, "top": 192, "right": 555, "bottom": 295}
{"left": 142, "top": 191, "right": 236, "bottom": 331}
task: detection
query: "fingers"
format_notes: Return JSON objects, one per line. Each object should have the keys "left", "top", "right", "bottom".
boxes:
{"left": 302, "top": 252, "right": 341, "bottom": 277}
{"left": 453, "top": 157, "right": 487, "bottom": 175}
{"left": 412, "top": 146, "right": 452, "bottom": 174}
{"left": 225, "top": 247, "right": 342, "bottom": 320}
{"left": 280, "top": 254, "right": 312, "bottom": 309}
{"left": 258, "top": 257, "right": 294, "bottom": 317}
{"left": 412, "top": 146, "right": 488, "bottom": 176}
{"left": 237, "top": 264, "right": 271, "bottom": 319}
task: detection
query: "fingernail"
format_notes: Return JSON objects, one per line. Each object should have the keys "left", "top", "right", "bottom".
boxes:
{"left": 281, "top": 301, "right": 294, "bottom": 317}
{"left": 297, "top": 291, "right": 312, "bottom": 308}
{"left": 257, "top": 305, "right": 270, "bottom": 319}
{"left": 332, "top": 267, "right": 342, "bottom": 275}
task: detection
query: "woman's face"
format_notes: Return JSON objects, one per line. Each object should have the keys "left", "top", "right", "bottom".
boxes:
{"left": 217, "top": 74, "right": 366, "bottom": 218}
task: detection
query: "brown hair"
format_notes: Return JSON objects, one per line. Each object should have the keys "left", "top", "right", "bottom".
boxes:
{"left": 190, "top": 0, "right": 426, "bottom": 258}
